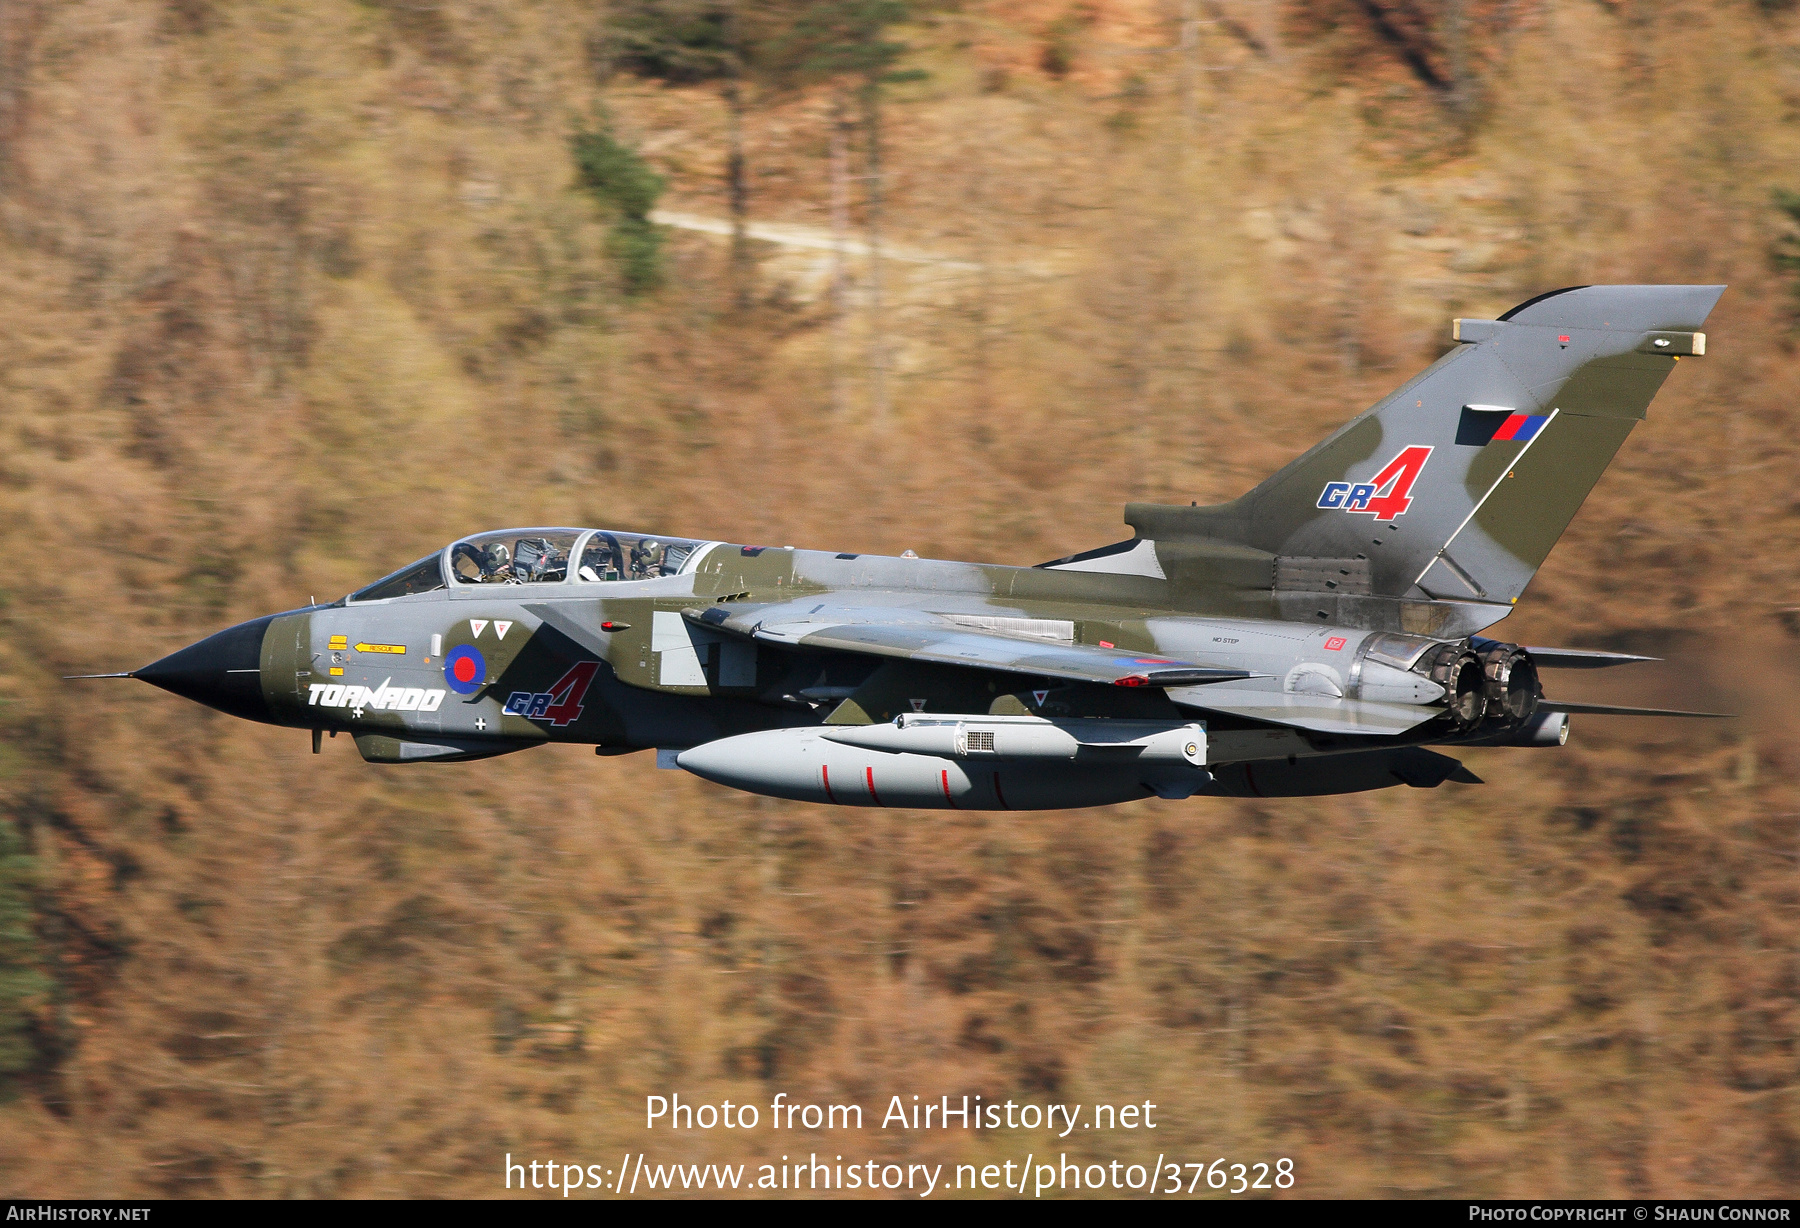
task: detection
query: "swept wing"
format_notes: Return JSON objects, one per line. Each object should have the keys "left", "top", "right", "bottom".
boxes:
{"left": 686, "top": 604, "right": 1448, "bottom": 737}
{"left": 1538, "top": 699, "right": 1730, "bottom": 718}
{"left": 684, "top": 603, "right": 1253, "bottom": 688}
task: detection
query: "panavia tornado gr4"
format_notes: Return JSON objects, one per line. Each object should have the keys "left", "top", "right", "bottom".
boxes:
{"left": 91, "top": 284, "right": 1728, "bottom": 809}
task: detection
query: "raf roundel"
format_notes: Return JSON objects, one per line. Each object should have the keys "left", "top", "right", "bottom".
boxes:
{"left": 444, "top": 644, "right": 487, "bottom": 695}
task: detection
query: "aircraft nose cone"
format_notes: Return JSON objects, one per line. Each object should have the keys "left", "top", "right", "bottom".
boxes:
{"left": 136, "top": 614, "right": 276, "bottom": 722}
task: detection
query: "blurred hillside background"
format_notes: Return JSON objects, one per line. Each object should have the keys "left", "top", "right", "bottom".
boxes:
{"left": 0, "top": 0, "right": 1796, "bottom": 1198}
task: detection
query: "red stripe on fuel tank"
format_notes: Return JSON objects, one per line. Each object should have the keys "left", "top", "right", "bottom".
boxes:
{"left": 941, "top": 769, "right": 957, "bottom": 809}
{"left": 993, "top": 772, "right": 1010, "bottom": 810}
{"left": 821, "top": 765, "right": 837, "bottom": 804}
{"left": 866, "top": 765, "right": 883, "bottom": 806}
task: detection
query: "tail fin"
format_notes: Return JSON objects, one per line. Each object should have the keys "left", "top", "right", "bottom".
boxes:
{"left": 1128, "top": 285, "right": 1724, "bottom": 615}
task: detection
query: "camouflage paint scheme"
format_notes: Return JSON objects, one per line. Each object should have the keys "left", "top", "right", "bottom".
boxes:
{"left": 122, "top": 286, "right": 1726, "bottom": 809}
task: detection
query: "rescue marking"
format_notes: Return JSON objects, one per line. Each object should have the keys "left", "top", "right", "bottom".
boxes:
{"left": 1317, "top": 445, "right": 1433, "bottom": 521}
{"left": 495, "top": 620, "right": 514, "bottom": 640}
{"left": 470, "top": 620, "right": 488, "bottom": 638}
{"left": 1324, "top": 636, "right": 1347, "bottom": 651}
{"left": 503, "top": 660, "right": 600, "bottom": 726}
{"left": 328, "top": 635, "right": 348, "bottom": 651}
{"left": 354, "top": 642, "right": 406, "bottom": 655}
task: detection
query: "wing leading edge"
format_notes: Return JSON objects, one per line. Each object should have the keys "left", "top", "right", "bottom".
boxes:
{"left": 685, "top": 605, "right": 1253, "bottom": 689}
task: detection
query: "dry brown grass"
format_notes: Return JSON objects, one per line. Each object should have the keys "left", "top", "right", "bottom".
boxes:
{"left": 0, "top": 0, "right": 1795, "bottom": 1198}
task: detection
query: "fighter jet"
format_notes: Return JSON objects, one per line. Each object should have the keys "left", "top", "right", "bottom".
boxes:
{"left": 84, "top": 284, "right": 1729, "bottom": 809}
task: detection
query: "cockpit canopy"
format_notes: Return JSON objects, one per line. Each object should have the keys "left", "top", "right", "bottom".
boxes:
{"left": 347, "top": 527, "right": 710, "bottom": 602}
{"left": 450, "top": 528, "right": 584, "bottom": 586}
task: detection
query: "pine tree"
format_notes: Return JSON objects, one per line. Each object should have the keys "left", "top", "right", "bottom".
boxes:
{"left": 607, "top": 1, "right": 788, "bottom": 308}
{"left": 762, "top": 1, "right": 926, "bottom": 423}
{"left": 573, "top": 125, "right": 667, "bottom": 296}
{"left": 1773, "top": 189, "right": 1800, "bottom": 324}
{"left": 0, "top": 817, "right": 45, "bottom": 1092}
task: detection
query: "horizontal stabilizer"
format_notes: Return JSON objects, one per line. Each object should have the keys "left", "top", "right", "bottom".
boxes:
{"left": 1392, "top": 749, "right": 1483, "bottom": 787}
{"left": 1526, "top": 647, "right": 1659, "bottom": 669}
{"left": 1208, "top": 746, "right": 1477, "bottom": 796}
{"left": 1166, "top": 685, "right": 1442, "bottom": 736}
{"left": 1539, "top": 699, "right": 1732, "bottom": 718}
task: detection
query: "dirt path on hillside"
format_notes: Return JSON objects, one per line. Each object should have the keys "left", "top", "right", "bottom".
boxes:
{"left": 651, "top": 209, "right": 983, "bottom": 270}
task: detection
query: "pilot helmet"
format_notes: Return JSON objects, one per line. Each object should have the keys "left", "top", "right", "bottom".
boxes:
{"left": 481, "top": 541, "right": 512, "bottom": 573}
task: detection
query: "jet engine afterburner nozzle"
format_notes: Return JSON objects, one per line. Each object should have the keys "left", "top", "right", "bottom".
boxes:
{"left": 1424, "top": 643, "right": 1489, "bottom": 731}
{"left": 1478, "top": 642, "right": 1541, "bottom": 727}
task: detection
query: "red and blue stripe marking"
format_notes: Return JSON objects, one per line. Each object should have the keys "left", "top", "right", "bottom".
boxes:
{"left": 1492, "top": 412, "right": 1549, "bottom": 442}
